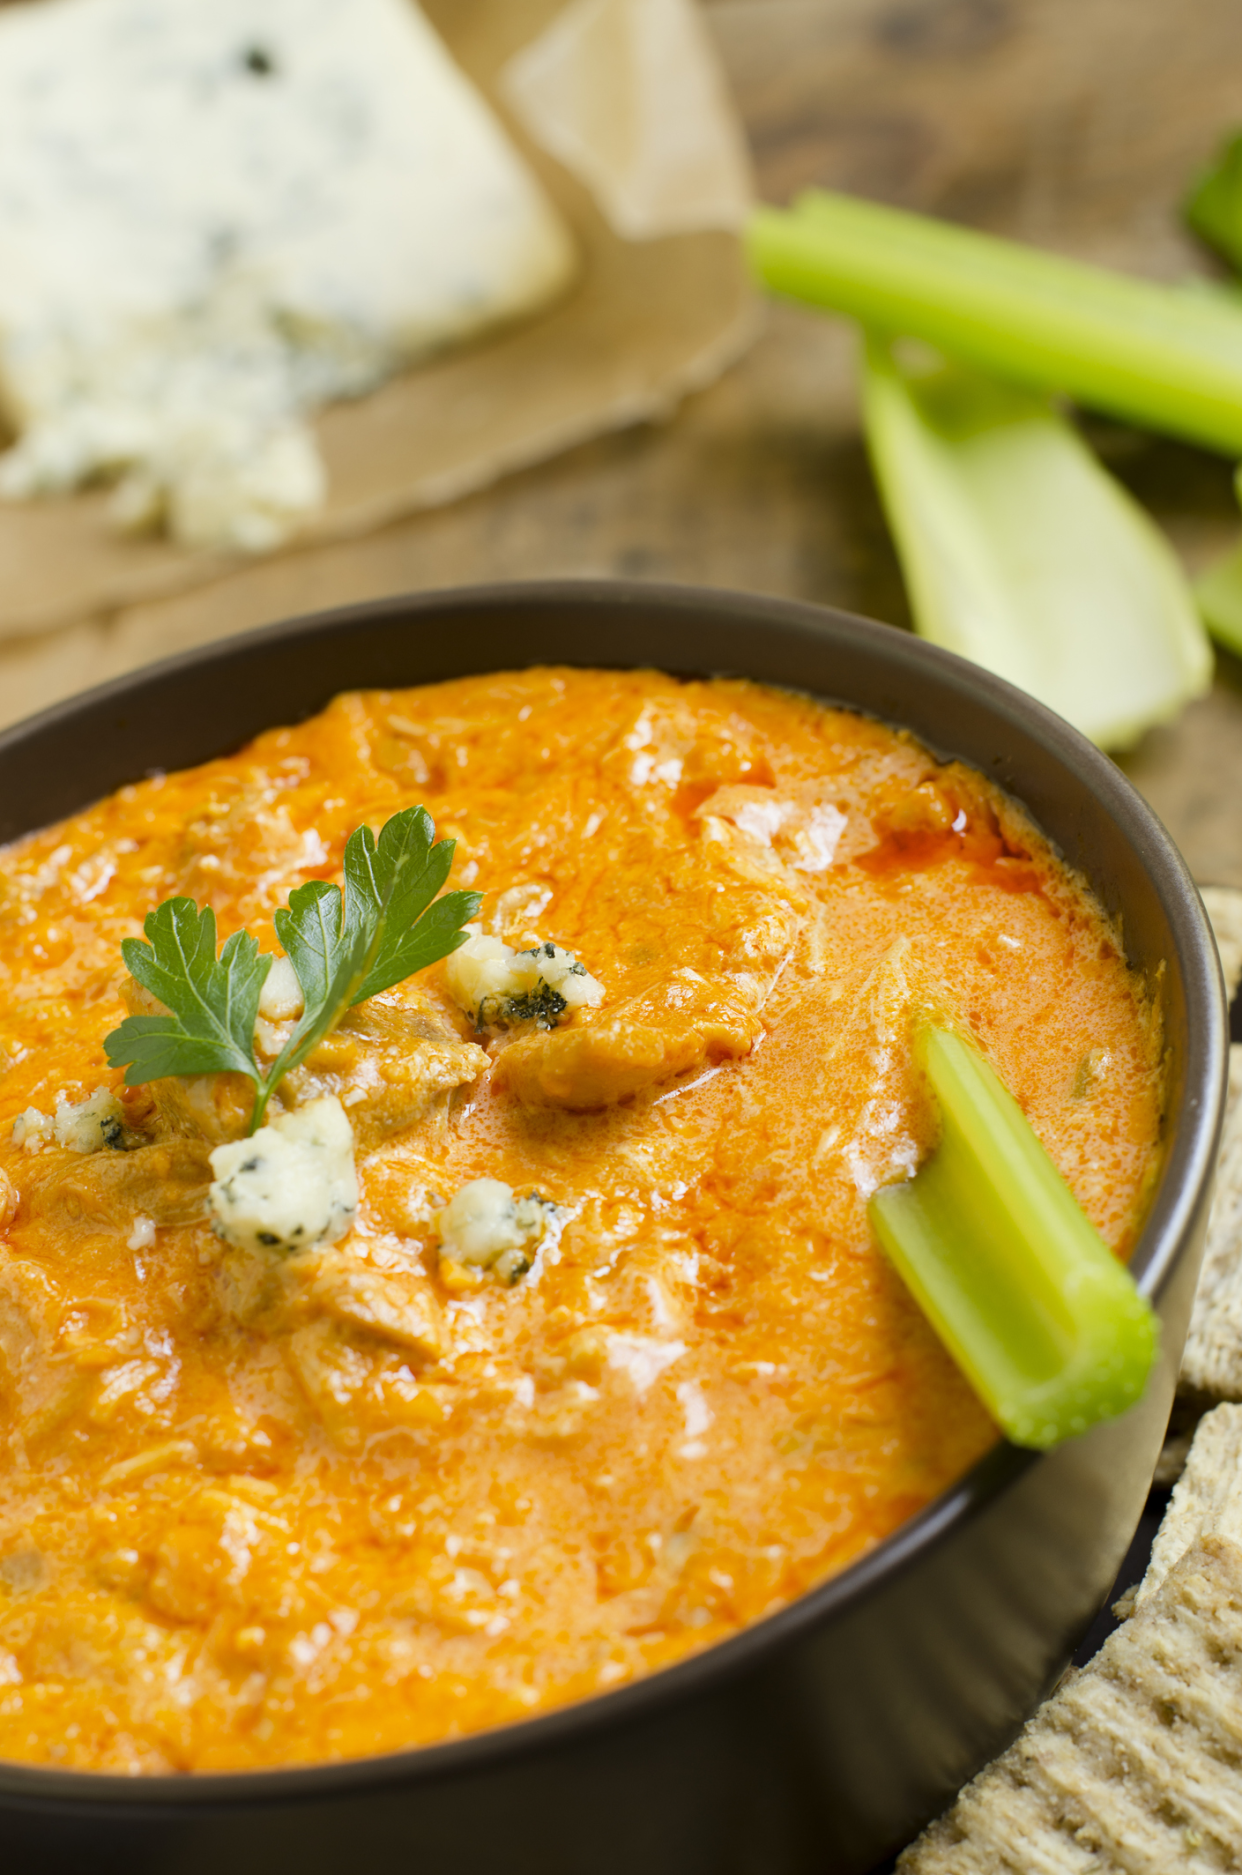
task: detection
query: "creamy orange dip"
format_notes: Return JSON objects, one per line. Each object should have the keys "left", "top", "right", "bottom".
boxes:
{"left": 0, "top": 668, "right": 1161, "bottom": 1772}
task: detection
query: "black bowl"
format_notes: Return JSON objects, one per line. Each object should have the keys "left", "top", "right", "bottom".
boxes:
{"left": 0, "top": 581, "right": 1226, "bottom": 1875}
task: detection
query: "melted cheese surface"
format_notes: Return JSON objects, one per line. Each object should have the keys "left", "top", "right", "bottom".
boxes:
{"left": 0, "top": 669, "right": 1162, "bottom": 1771}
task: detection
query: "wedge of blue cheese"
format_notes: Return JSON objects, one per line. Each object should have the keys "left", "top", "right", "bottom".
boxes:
{"left": 0, "top": 0, "right": 576, "bottom": 550}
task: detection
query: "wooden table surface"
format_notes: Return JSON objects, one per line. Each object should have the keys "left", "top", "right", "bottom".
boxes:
{"left": 16, "top": 0, "right": 1242, "bottom": 883}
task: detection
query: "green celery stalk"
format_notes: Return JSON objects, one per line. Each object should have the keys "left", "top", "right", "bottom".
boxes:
{"left": 869, "top": 1025, "right": 1159, "bottom": 1450}
{"left": 747, "top": 191, "right": 1242, "bottom": 457}
{"left": 1195, "top": 549, "right": 1242, "bottom": 660}
{"left": 862, "top": 334, "right": 1212, "bottom": 748}
{"left": 1177, "top": 147, "right": 1242, "bottom": 658}
{"left": 1194, "top": 465, "right": 1242, "bottom": 660}
{"left": 1185, "top": 132, "right": 1242, "bottom": 274}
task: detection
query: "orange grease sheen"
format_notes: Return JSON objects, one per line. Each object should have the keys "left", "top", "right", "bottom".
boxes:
{"left": 0, "top": 669, "right": 1162, "bottom": 1772}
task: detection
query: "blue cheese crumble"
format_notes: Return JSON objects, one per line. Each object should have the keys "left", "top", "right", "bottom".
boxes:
{"left": 12, "top": 1086, "right": 127, "bottom": 1153}
{"left": 253, "top": 953, "right": 305, "bottom": 1057}
{"left": 208, "top": 1095, "right": 358, "bottom": 1255}
{"left": 0, "top": 0, "right": 575, "bottom": 550}
{"left": 257, "top": 954, "right": 304, "bottom": 1023}
{"left": 445, "top": 931, "right": 604, "bottom": 1031}
{"left": 435, "top": 1178, "right": 556, "bottom": 1286}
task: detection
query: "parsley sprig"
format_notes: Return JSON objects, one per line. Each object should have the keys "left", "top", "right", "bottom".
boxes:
{"left": 104, "top": 806, "right": 480, "bottom": 1134}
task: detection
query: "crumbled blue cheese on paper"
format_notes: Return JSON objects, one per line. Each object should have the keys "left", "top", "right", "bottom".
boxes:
{"left": 0, "top": 0, "right": 575, "bottom": 549}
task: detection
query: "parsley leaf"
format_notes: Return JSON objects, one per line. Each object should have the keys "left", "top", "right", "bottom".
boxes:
{"left": 104, "top": 805, "right": 480, "bottom": 1134}
{"left": 106, "top": 899, "right": 271, "bottom": 1087}
{"left": 347, "top": 806, "right": 467, "bottom": 1004}
{"left": 262, "top": 808, "right": 478, "bottom": 1127}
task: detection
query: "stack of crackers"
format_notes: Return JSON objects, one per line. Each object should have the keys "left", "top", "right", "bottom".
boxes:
{"left": 899, "top": 886, "right": 1242, "bottom": 1870}
{"left": 900, "top": 1409, "right": 1242, "bottom": 1870}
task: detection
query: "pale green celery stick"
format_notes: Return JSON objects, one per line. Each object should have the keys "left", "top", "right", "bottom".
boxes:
{"left": 746, "top": 192, "right": 1242, "bottom": 456}
{"left": 1184, "top": 132, "right": 1242, "bottom": 274}
{"left": 862, "top": 334, "right": 1212, "bottom": 749}
{"left": 1196, "top": 543, "right": 1242, "bottom": 658}
{"left": 1193, "top": 465, "right": 1242, "bottom": 660}
{"left": 869, "top": 1025, "right": 1159, "bottom": 1451}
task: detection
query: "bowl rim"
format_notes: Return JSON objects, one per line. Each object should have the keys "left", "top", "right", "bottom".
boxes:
{"left": 0, "top": 576, "right": 1226, "bottom": 1809}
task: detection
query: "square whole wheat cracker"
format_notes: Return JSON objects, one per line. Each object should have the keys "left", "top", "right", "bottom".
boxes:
{"left": 898, "top": 1532, "right": 1242, "bottom": 1872}
{"left": 901, "top": 1405, "right": 1242, "bottom": 1871}
{"left": 1141, "top": 1402, "right": 1242, "bottom": 1608}
{"left": 1180, "top": 1080, "right": 1242, "bottom": 1405}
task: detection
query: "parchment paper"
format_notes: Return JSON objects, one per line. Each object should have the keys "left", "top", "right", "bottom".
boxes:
{"left": 504, "top": 0, "right": 753, "bottom": 240}
{"left": 0, "top": 0, "right": 757, "bottom": 644}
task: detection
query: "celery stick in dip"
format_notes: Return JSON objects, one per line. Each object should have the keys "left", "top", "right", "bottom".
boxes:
{"left": 870, "top": 1025, "right": 1159, "bottom": 1451}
